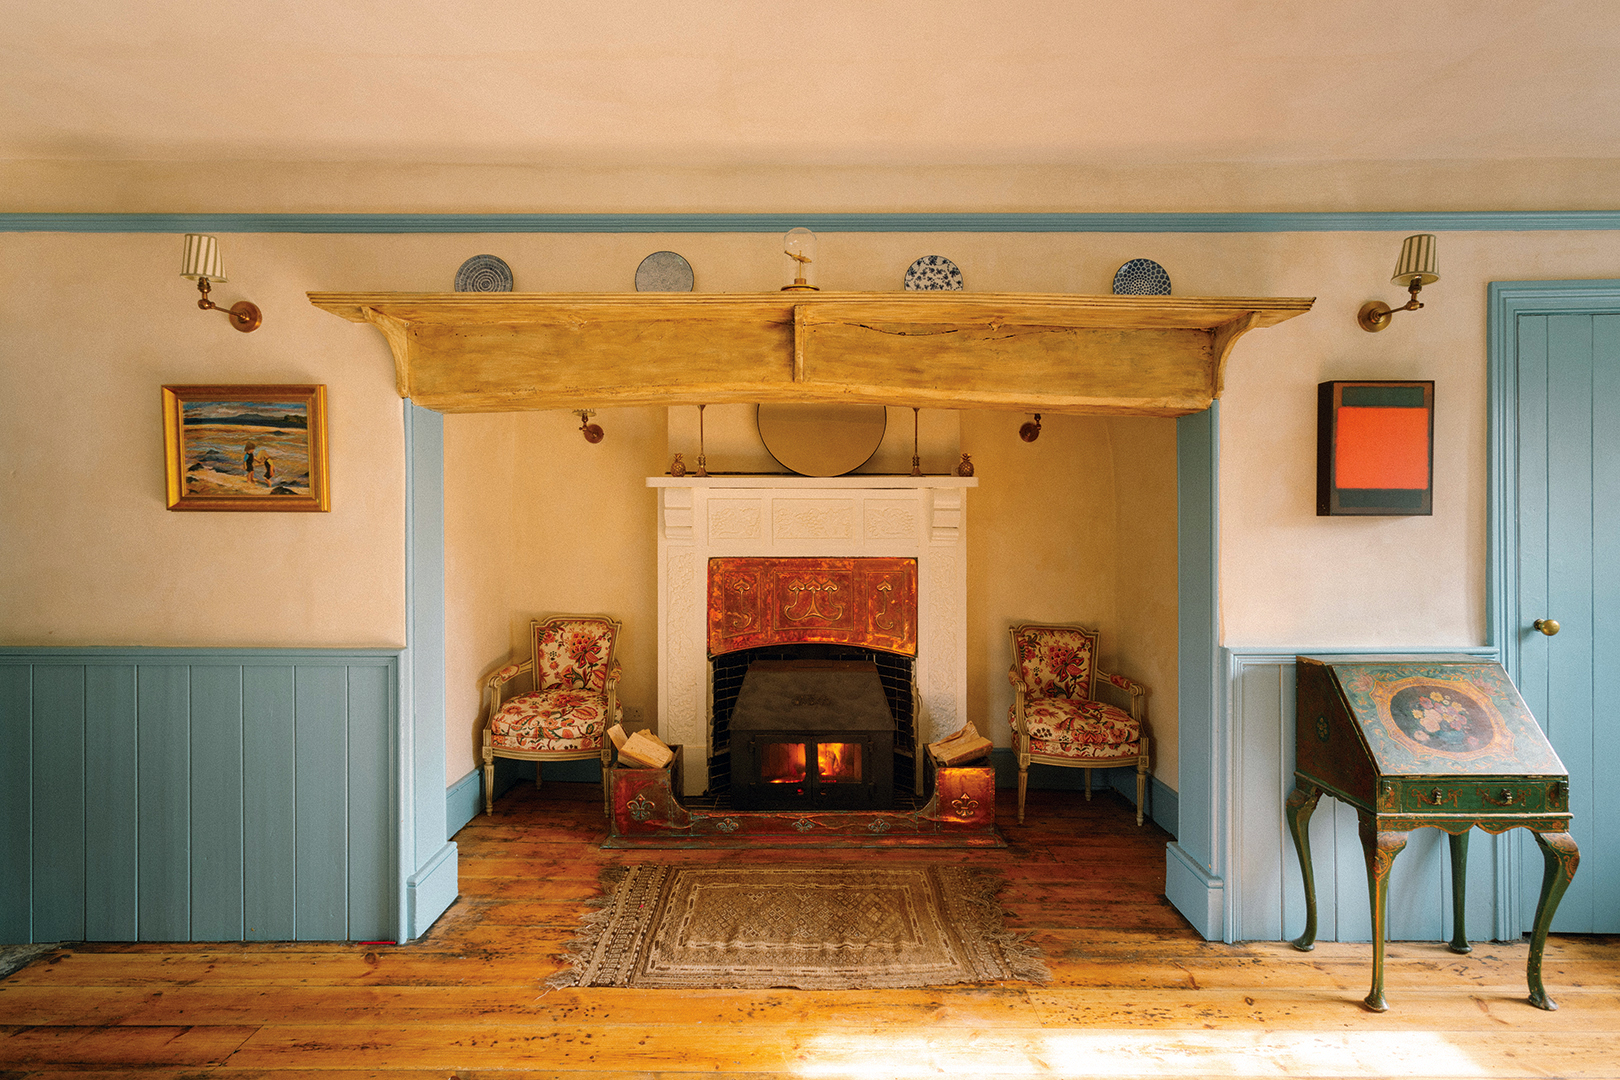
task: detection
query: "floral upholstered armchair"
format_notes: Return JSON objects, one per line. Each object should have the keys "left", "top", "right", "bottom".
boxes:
{"left": 482, "top": 615, "right": 623, "bottom": 816}
{"left": 1008, "top": 622, "right": 1150, "bottom": 825}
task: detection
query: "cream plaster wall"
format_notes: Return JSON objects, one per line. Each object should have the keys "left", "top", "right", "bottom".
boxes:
{"left": 0, "top": 232, "right": 407, "bottom": 647}
{"left": 442, "top": 408, "right": 666, "bottom": 784}
{"left": 1206, "top": 231, "right": 1620, "bottom": 645}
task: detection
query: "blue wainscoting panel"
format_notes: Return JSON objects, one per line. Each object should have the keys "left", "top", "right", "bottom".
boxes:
{"left": 242, "top": 665, "right": 298, "bottom": 941}
{"left": 346, "top": 663, "right": 395, "bottom": 940}
{"left": 84, "top": 665, "right": 137, "bottom": 941}
{"left": 32, "top": 665, "right": 86, "bottom": 943}
{"left": 0, "top": 666, "right": 32, "bottom": 941}
{"left": 190, "top": 666, "right": 245, "bottom": 941}
{"left": 0, "top": 649, "right": 401, "bottom": 945}
{"left": 294, "top": 665, "right": 354, "bottom": 941}
{"left": 138, "top": 665, "right": 192, "bottom": 942}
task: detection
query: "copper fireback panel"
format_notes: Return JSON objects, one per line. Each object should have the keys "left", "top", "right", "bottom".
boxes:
{"left": 707, "top": 557, "right": 918, "bottom": 656}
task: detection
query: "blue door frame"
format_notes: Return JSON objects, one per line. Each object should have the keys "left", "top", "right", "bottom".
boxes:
{"left": 1488, "top": 280, "right": 1620, "bottom": 935}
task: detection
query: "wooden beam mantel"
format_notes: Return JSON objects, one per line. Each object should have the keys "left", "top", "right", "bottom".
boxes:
{"left": 307, "top": 291, "right": 1314, "bottom": 416}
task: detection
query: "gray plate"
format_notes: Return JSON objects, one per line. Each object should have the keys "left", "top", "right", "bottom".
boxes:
{"left": 636, "top": 251, "right": 695, "bottom": 292}
{"left": 454, "top": 254, "right": 513, "bottom": 292}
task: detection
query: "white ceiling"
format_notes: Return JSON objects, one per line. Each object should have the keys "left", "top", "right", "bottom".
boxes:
{"left": 4, "top": 0, "right": 1619, "bottom": 170}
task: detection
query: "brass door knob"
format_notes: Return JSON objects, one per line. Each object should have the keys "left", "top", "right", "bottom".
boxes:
{"left": 1534, "top": 618, "right": 1561, "bottom": 636}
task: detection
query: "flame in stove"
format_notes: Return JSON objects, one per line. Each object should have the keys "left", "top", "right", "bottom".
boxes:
{"left": 818, "top": 742, "right": 861, "bottom": 783}
{"left": 761, "top": 742, "right": 807, "bottom": 783}
{"left": 759, "top": 741, "right": 863, "bottom": 784}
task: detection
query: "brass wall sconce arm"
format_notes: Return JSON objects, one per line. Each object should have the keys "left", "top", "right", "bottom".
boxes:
{"left": 1358, "top": 234, "right": 1439, "bottom": 333}
{"left": 181, "top": 234, "right": 261, "bottom": 332}
{"left": 193, "top": 275, "right": 263, "bottom": 332}
{"left": 1358, "top": 280, "right": 1426, "bottom": 332}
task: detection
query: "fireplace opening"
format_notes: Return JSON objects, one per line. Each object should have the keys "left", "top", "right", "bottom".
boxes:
{"left": 709, "top": 643, "right": 915, "bottom": 798}
{"left": 728, "top": 659, "right": 895, "bottom": 811}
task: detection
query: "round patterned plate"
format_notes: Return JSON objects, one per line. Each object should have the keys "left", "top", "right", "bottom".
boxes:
{"left": 635, "top": 250, "right": 694, "bottom": 292}
{"left": 1112, "top": 258, "right": 1171, "bottom": 295}
{"left": 903, "top": 255, "right": 963, "bottom": 291}
{"left": 454, "top": 254, "right": 513, "bottom": 292}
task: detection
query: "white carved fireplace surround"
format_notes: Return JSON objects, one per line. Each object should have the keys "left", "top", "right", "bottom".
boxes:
{"left": 648, "top": 476, "right": 976, "bottom": 797}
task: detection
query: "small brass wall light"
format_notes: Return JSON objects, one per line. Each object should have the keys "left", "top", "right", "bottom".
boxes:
{"left": 1358, "top": 234, "right": 1439, "bottom": 332}
{"left": 181, "top": 234, "right": 261, "bottom": 332}
{"left": 575, "top": 409, "right": 604, "bottom": 443}
{"left": 1019, "top": 413, "right": 1042, "bottom": 442}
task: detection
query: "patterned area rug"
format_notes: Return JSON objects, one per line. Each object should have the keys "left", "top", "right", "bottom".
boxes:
{"left": 548, "top": 864, "right": 1048, "bottom": 990}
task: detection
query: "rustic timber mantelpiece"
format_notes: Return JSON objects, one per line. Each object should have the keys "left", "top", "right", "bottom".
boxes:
{"left": 306, "top": 291, "right": 1315, "bottom": 415}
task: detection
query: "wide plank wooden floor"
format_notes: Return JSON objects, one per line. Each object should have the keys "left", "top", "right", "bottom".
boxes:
{"left": 2, "top": 782, "right": 1617, "bottom": 1079}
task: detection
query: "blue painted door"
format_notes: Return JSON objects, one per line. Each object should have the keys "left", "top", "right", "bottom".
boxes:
{"left": 1516, "top": 312, "right": 1620, "bottom": 932}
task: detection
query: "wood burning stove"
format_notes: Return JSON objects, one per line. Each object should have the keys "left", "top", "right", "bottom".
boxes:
{"left": 729, "top": 659, "right": 895, "bottom": 811}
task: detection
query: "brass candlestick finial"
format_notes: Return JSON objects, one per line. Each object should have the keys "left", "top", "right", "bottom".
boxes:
{"left": 695, "top": 404, "right": 708, "bottom": 476}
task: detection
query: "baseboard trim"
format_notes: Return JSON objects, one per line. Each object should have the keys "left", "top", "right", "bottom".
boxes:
{"left": 1165, "top": 841, "right": 1226, "bottom": 940}
{"left": 446, "top": 769, "right": 483, "bottom": 838}
{"left": 404, "top": 841, "right": 458, "bottom": 942}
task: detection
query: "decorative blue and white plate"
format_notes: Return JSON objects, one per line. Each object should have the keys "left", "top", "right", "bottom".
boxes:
{"left": 454, "top": 254, "right": 513, "bottom": 292}
{"left": 1112, "top": 258, "right": 1171, "bottom": 295}
{"left": 903, "top": 255, "right": 963, "bottom": 291}
{"left": 635, "top": 250, "right": 694, "bottom": 292}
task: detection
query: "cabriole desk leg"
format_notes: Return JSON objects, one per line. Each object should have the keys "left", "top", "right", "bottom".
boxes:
{"left": 1358, "top": 813, "right": 1410, "bottom": 1013}
{"left": 1527, "top": 830, "right": 1580, "bottom": 1011}
{"left": 1285, "top": 783, "right": 1323, "bottom": 951}
{"left": 1447, "top": 829, "right": 1472, "bottom": 954}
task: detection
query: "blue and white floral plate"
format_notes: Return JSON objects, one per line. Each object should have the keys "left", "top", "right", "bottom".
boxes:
{"left": 904, "top": 255, "right": 963, "bottom": 291}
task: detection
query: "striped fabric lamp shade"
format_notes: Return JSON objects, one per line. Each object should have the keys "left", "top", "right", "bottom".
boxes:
{"left": 180, "top": 233, "right": 226, "bottom": 282}
{"left": 1390, "top": 233, "right": 1438, "bottom": 287}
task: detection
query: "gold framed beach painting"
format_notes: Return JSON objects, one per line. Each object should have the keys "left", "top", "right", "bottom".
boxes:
{"left": 163, "top": 384, "right": 330, "bottom": 511}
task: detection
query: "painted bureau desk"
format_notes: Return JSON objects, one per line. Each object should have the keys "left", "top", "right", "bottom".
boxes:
{"left": 1287, "top": 655, "right": 1579, "bottom": 1011}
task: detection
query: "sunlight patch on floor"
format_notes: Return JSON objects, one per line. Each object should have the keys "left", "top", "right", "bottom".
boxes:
{"left": 791, "top": 1029, "right": 1491, "bottom": 1078}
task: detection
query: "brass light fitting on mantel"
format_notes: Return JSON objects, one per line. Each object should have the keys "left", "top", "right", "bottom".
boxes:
{"left": 575, "top": 409, "right": 603, "bottom": 443}
{"left": 1358, "top": 234, "right": 1439, "bottom": 332}
{"left": 782, "top": 228, "right": 818, "bottom": 291}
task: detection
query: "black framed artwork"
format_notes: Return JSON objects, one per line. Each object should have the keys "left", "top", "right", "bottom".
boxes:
{"left": 1317, "top": 380, "right": 1434, "bottom": 516}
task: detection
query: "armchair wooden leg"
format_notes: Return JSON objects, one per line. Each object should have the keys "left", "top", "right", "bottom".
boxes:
{"left": 481, "top": 730, "right": 495, "bottom": 816}
{"left": 1083, "top": 767, "right": 1092, "bottom": 801}
{"left": 1135, "top": 756, "right": 1147, "bottom": 826}
{"left": 1017, "top": 763, "right": 1029, "bottom": 824}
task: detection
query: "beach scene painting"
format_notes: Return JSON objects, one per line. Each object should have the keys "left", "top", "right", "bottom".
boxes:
{"left": 163, "top": 384, "right": 330, "bottom": 511}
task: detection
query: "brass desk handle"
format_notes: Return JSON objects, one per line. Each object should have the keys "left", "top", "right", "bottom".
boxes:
{"left": 1534, "top": 618, "right": 1560, "bottom": 636}
{"left": 1428, "top": 787, "right": 1445, "bottom": 805}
